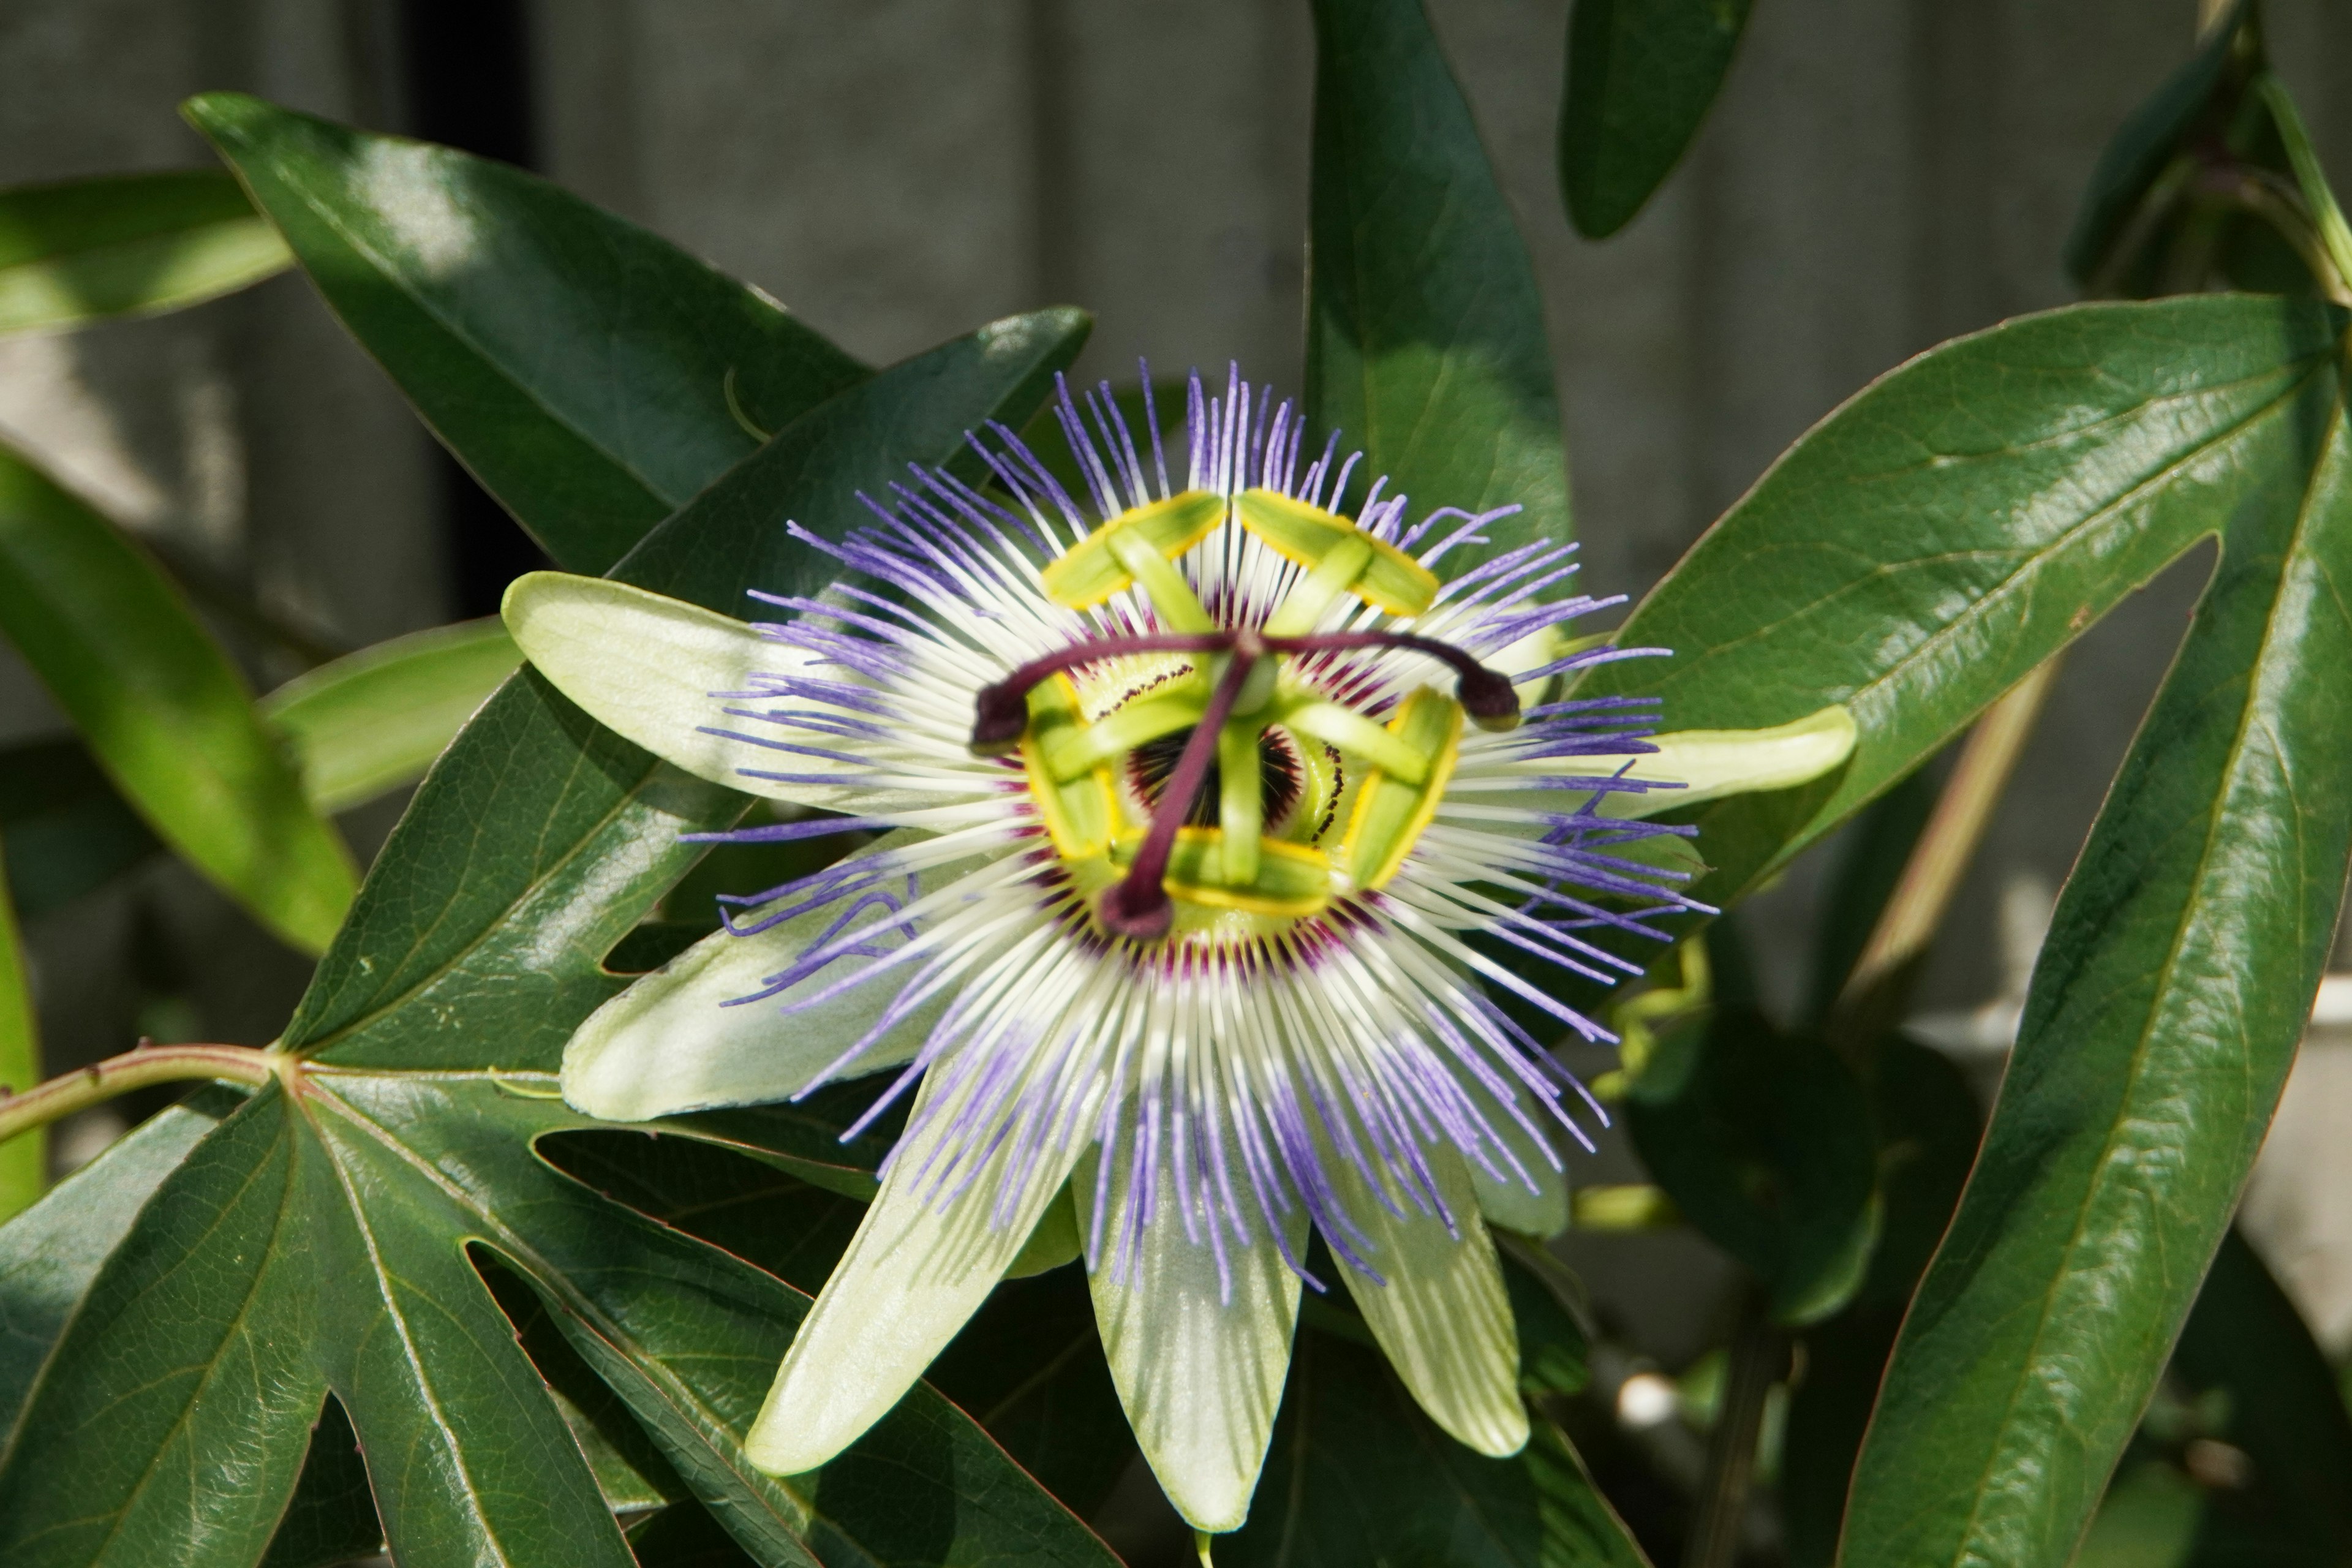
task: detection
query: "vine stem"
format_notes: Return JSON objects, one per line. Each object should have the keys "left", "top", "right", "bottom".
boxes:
{"left": 1682, "top": 1295, "right": 1785, "bottom": 1568}
{"left": 1830, "top": 658, "right": 2059, "bottom": 1058}
{"left": 0, "top": 1044, "right": 281, "bottom": 1148}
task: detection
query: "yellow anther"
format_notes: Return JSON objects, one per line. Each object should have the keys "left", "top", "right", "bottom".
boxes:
{"left": 1019, "top": 676, "right": 1115, "bottom": 856}
{"left": 1039, "top": 490, "right": 1224, "bottom": 622}
{"left": 1238, "top": 488, "right": 1440, "bottom": 620}
{"left": 1123, "top": 829, "right": 1333, "bottom": 919}
{"left": 1341, "top": 689, "right": 1464, "bottom": 889}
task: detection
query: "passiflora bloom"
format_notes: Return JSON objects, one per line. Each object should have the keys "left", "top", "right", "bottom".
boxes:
{"left": 505, "top": 368, "right": 1852, "bottom": 1536}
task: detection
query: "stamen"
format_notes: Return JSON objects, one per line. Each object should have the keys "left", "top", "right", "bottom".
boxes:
{"left": 1265, "top": 631, "right": 1521, "bottom": 731}
{"left": 970, "top": 632, "right": 1233, "bottom": 753}
{"left": 1101, "top": 633, "right": 1264, "bottom": 940}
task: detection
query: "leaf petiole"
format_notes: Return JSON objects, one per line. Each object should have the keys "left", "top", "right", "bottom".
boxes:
{"left": 0, "top": 1041, "right": 279, "bottom": 1151}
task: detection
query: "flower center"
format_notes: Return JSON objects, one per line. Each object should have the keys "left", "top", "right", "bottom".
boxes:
{"left": 971, "top": 488, "right": 1523, "bottom": 941}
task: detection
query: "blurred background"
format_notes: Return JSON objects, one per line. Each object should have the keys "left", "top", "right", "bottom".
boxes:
{"left": 6, "top": 0, "right": 2352, "bottom": 1427}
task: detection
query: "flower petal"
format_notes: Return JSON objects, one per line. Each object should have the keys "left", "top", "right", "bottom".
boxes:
{"left": 1332, "top": 1145, "right": 1528, "bottom": 1458}
{"left": 745, "top": 1066, "right": 1089, "bottom": 1476}
{"left": 502, "top": 571, "right": 939, "bottom": 814}
{"left": 1602, "top": 704, "right": 1856, "bottom": 820}
{"left": 562, "top": 832, "right": 965, "bottom": 1120}
{"left": 1436, "top": 1054, "right": 1572, "bottom": 1240}
{"left": 1073, "top": 1145, "right": 1307, "bottom": 1533}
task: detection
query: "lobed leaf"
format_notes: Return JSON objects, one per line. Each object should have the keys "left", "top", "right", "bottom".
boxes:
{"left": 1840, "top": 353, "right": 2352, "bottom": 1568}
{"left": 184, "top": 93, "right": 870, "bottom": 575}
{"left": 1558, "top": 0, "right": 1754, "bottom": 240}
{"left": 1581, "top": 296, "right": 2348, "bottom": 908}
{"left": 0, "top": 1088, "right": 323, "bottom": 1568}
{"left": 0, "top": 443, "right": 355, "bottom": 952}
{"left": 0, "top": 170, "right": 290, "bottom": 336}
{"left": 1306, "top": 0, "right": 1569, "bottom": 556}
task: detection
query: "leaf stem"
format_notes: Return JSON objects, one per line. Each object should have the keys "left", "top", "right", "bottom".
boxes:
{"left": 0, "top": 1043, "right": 279, "bottom": 1148}
{"left": 1683, "top": 1295, "right": 1784, "bottom": 1568}
{"left": 1830, "top": 659, "right": 2058, "bottom": 1058}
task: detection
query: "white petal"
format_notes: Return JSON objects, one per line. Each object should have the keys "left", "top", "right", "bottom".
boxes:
{"left": 562, "top": 832, "right": 963, "bottom": 1121}
{"left": 1435, "top": 1052, "right": 1571, "bottom": 1240}
{"left": 502, "top": 571, "right": 940, "bottom": 814}
{"left": 1600, "top": 704, "right": 1856, "bottom": 820}
{"left": 745, "top": 1066, "right": 1088, "bottom": 1475}
{"left": 1073, "top": 1145, "right": 1306, "bottom": 1533}
{"left": 1003, "top": 1182, "right": 1081, "bottom": 1280}
{"left": 1332, "top": 1145, "right": 1528, "bottom": 1457}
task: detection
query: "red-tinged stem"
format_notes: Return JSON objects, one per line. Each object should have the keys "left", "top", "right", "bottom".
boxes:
{"left": 1100, "top": 635, "right": 1265, "bottom": 939}
{"left": 0, "top": 1043, "right": 281, "bottom": 1149}
{"left": 970, "top": 632, "right": 1236, "bottom": 753}
{"left": 1265, "top": 630, "right": 1520, "bottom": 728}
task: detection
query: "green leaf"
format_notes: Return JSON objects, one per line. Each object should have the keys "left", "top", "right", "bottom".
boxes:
{"left": 0, "top": 738, "right": 160, "bottom": 917}
{"left": 284, "top": 311, "right": 1085, "bottom": 1071}
{"left": 184, "top": 92, "right": 870, "bottom": 575}
{"left": 0, "top": 170, "right": 291, "bottom": 336}
{"left": 1625, "top": 988, "right": 1877, "bottom": 1326}
{"left": 1841, "top": 366, "right": 2352, "bottom": 1568}
{"left": 260, "top": 617, "right": 521, "bottom": 813}
{"left": 0, "top": 851, "right": 35, "bottom": 1222}
{"left": 1306, "top": 0, "right": 1569, "bottom": 554}
{"left": 0, "top": 1087, "right": 238, "bottom": 1438}
{"left": 1224, "top": 1329, "right": 1649, "bottom": 1567}
{"left": 1580, "top": 296, "right": 2348, "bottom": 911}
{"left": 0, "top": 1088, "right": 324, "bottom": 1568}
{"left": 2170, "top": 1229, "right": 2352, "bottom": 1562}
{"left": 1558, "top": 0, "right": 1754, "bottom": 239}
{"left": 0, "top": 443, "right": 356, "bottom": 952}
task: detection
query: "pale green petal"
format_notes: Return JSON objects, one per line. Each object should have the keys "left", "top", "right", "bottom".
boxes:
{"left": 502, "top": 571, "right": 937, "bottom": 814}
{"left": 745, "top": 1067, "right": 1089, "bottom": 1475}
{"left": 1473, "top": 704, "right": 1855, "bottom": 831}
{"left": 562, "top": 830, "right": 963, "bottom": 1121}
{"left": 1602, "top": 705, "right": 1855, "bottom": 820}
{"left": 1074, "top": 1145, "right": 1306, "bottom": 1533}
{"left": 1332, "top": 1145, "right": 1528, "bottom": 1458}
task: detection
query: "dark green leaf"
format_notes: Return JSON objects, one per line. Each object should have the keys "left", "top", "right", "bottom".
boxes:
{"left": 259, "top": 1396, "right": 383, "bottom": 1568}
{"left": 317, "top": 1071, "right": 1116, "bottom": 1568}
{"left": 0, "top": 1087, "right": 237, "bottom": 1437}
{"left": 1499, "top": 1240, "right": 1593, "bottom": 1400}
{"left": 1307, "top": 0, "right": 1569, "bottom": 556}
{"left": 0, "top": 1088, "right": 323, "bottom": 1568}
{"left": 1224, "top": 1330, "right": 1649, "bottom": 1567}
{"left": 1580, "top": 296, "right": 2347, "bottom": 913}
{"left": 184, "top": 92, "right": 870, "bottom": 575}
{"left": 0, "top": 442, "right": 356, "bottom": 952}
{"left": 298, "top": 1084, "right": 639, "bottom": 1567}
{"left": 1558, "top": 0, "right": 1754, "bottom": 239}
{"left": 0, "top": 737, "right": 160, "bottom": 918}
{"left": 0, "top": 170, "right": 291, "bottom": 335}
{"left": 1626, "top": 991, "right": 1877, "bottom": 1326}
{"left": 287, "top": 312, "right": 1085, "bottom": 1071}
{"left": 2173, "top": 1229, "right": 2352, "bottom": 1563}
{"left": 1842, "top": 371, "right": 2352, "bottom": 1567}
{"left": 260, "top": 617, "right": 521, "bottom": 813}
